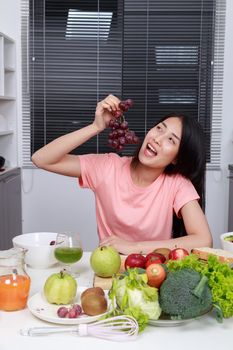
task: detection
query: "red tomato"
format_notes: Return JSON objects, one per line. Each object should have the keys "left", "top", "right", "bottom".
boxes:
{"left": 146, "top": 263, "right": 166, "bottom": 288}
{"left": 168, "top": 248, "right": 189, "bottom": 260}
{"left": 124, "top": 253, "right": 146, "bottom": 269}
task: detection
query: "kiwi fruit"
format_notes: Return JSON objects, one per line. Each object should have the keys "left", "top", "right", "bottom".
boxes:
{"left": 153, "top": 248, "right": 171, "bottom": 260}
{"left": 81, "top": 294, "right": 107, "bottom": 316}
{"left": 80, "top": 287, "right": 105, "bottom": 302}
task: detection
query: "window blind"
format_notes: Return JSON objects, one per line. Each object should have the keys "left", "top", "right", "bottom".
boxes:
{"left": 207, "top": 0, "right": 226, "bottom": 170}
{"left": 21, "top": 0, "right": 226, "bottom": 168}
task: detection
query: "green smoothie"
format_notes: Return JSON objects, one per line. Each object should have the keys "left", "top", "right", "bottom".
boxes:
{"left": 54, "top": 247, "right": 83, "bottom": 264}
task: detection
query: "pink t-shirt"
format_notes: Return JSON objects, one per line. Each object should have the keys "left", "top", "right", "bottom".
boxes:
{"left": 78, "top": 153, "right": 199, "bottom": 242}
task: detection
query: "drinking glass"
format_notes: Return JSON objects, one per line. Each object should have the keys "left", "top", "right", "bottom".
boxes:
{"left": 54, "top": 232, "right": 83, "bottom": 277}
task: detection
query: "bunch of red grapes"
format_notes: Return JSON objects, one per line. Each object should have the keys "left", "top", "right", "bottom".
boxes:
{"left": 57, "top": 304, "right": 82, "bottom": 318}
{"left": 107, "top": 99, "right": 140, "bottom": 152}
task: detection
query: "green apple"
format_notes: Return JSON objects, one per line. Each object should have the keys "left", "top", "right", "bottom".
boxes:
{"left": 90, "top": 246, "right": 121, "bottom": 277}
{"left": 44, "top": 271, "right": 77, "bottom": 304}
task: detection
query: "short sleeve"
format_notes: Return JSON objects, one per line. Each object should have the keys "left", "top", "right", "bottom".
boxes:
{"left": 78, "top": 153, "right": 115, "bottom": 191}
{"left": 173, "top": 176, "right": 200, "bottom": 217}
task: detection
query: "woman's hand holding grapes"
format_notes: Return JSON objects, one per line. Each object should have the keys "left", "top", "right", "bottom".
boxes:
{"left": 93, "top": 93, "right": 140, "bottom": 152}
{"left": 93, "top": 94, "right": 121, "bottom": 132}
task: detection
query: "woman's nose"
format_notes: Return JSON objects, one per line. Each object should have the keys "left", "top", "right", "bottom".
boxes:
{"left": 154, "top": 134, "right": 163, "bottom": 145}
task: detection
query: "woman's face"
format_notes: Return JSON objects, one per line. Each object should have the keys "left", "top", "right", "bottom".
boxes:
{"left": 138, "top": 117, "right": 182, "bottom": 170}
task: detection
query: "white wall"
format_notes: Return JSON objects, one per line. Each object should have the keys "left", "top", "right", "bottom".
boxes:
{"left": 0, "top": 1, "right": 20, "bottom": 38}
{"left": 1, "top": 0, "right": 233, "bottom": 250}
{"left": 22, "top": 169, "right": 99, "bottom": 251}
{"left": 205, "top": 0, "right": 233, "bottom": 247}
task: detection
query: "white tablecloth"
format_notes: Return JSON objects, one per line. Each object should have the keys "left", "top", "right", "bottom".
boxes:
{"left": 1, "top": 252, "right": 232, "bottom": 350}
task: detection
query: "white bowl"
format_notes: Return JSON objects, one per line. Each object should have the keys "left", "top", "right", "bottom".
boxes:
{"left": 220, "top": 232, "right": 233, "bottom": 253}
{"left": 12, "top": 232, "right": 58, "bottom": 268}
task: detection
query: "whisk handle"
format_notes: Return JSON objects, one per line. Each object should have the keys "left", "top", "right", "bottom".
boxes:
{"left": 20, "top": 326, "right": 78, "bottom": 337}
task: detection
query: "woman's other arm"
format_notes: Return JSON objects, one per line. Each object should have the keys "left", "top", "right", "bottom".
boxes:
{"left": 31, "top": 95, "right": 120, "bottom": 177}
{"left": 100, "top": 200, "right": 213, "bottom": 255}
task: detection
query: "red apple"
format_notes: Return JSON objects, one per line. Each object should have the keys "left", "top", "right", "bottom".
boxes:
{"left": 145, "top": 257, "right": 164, "bottom": 269}
{"left": 145, "top": 252, "right": 166, "bottom": 268}
{"left": 153, "top": 248, "right": 171, "bottom": 260}
{"left": 146, "top": 252, "right": 166, "bottom": 264}
{"left": 124, "top": 253, "right": 146, "bottom": 269}
{"left": 168, "top": 248, "right": 189, "bottom": 260}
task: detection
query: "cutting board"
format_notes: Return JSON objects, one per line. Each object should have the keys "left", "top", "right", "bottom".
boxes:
{"left": 93, "top": 255, "right": 126, "bottom": 290}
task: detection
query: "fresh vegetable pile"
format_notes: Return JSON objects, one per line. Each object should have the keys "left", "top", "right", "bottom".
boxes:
{"left": 107, "top": 247, "right": 233, "bottom": 331}
{"left": 167, "top": 254, "right": 233, "bottom": 319}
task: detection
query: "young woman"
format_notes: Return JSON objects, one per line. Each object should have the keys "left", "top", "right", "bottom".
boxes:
{"left": 31, "top": 94, "right": 212, "bottom": 254}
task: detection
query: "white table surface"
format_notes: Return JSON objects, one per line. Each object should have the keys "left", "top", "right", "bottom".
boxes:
{"left": 1, "top": 252, "right": 232, "bottom": 350}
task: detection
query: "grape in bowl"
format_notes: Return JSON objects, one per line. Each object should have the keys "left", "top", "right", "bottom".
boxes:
{"left": 12, "top": 232, "right": 58, "bottom": 268}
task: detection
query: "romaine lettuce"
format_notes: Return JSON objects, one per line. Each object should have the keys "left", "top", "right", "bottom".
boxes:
{"left": 108, "top": 268, "right": 161, "bottom": 331}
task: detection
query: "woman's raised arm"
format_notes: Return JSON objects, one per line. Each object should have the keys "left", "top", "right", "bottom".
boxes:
{"left": 31, "top": 94, "right": 121, "bottom": 177}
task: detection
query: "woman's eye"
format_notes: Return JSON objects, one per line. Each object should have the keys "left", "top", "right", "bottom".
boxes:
{"left": 169, "top": 137, "right": 175, "bottom": 144}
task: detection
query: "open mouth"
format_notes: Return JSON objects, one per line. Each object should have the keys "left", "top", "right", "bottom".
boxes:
{"left": 146, "top": 143, "right": 158, "bottom": 156}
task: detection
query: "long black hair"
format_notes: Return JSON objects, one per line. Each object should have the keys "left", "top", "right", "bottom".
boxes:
{"left": 132, "top": 113, "right": 206, "bottom": 238}
{"left": 162, "top": 113, "right": 206, "bottom": 202}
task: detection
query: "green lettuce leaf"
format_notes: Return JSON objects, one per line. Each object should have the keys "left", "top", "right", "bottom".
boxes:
{"left": 108, "top": 268, "right": 161, "bottom": 332}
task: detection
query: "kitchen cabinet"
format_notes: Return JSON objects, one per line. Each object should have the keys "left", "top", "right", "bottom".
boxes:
{"left": 0, "top": 32, "right": 17, "bottom": 168}
{"left": 0, "top": 167, "right": 22, "bottom": 249}
{"left": 0, "top": 32, "right": 22, "bottom": 249}
{"left": 229, "top": 164, "right": 233, "bottom": 231}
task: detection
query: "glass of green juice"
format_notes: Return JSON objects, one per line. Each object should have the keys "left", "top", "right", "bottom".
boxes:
{"left": 54, "top": 232, "right": 83, "bottom": 276}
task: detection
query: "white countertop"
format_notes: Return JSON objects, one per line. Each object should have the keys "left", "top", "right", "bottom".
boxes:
{"left": 1, "top": 252, "right": 232, "bottom": 350}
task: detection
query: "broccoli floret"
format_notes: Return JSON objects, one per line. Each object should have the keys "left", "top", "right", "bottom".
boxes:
{"left": 159, "top": 268, "right": 212, "bottom": 319}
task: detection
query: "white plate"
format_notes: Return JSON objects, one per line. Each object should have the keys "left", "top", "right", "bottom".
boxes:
{"left": 27, "top": 287, "right": 110, "bottom": 325}
{"left": 149, "top": 310, "right": 210, "bottom": 327}
{"left": 148, "top": 317, "right": 192, "bottom": 327}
